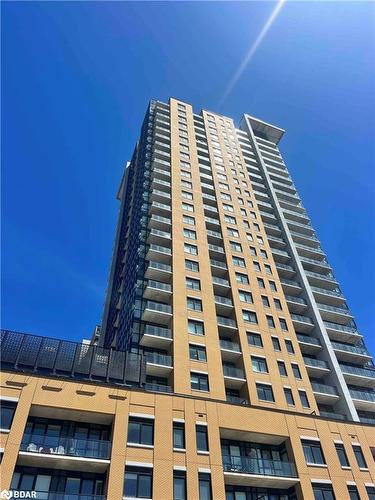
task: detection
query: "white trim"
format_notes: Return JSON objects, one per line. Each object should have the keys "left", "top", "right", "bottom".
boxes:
{"left": 18, "top": 451, "right": 110, "bottom": 465}
{"left": 351, "top": 442, "right": 361, "bottom": 446}
{"left": 197, "top": 451, "right": 210, "bottom": 456}
{"left": 0, "top": 447, "right": 4, "bottom": 453}
{"left": 173, "top": 465, "right": 187, "bottom": 471}
{"left": 198, "top": 468, "right": 211, "bottom": 474}
{"left": 195, "top": 421, "right": 208, "bottom": 426}
{"left": 189, "top": 340, "right": 206, "bottom": 347}
{"left": 173, "top": 448, "right": 186, "bottom": 453}
{"left": 311, "top": 479, "right": 332, "bottom": 484}
{"left": 300, "top": 435, "right": 320, "bottom": 442}
{"left": 127, "top": 443, "right": 154, "bottom": 450}
{"left": 365, "top": 483, "right": 375, "bottom": 487}
{"left": 129, "top": 413, "right": 155, "bottom": 420}
{"left": 360, "top": 467, "right": 369, "bottom": 472}
{"left": 173, "top": 418, "right": 185, "bottom": 423}
{"left": 125, "top": 461, "right": 153, "bottom": 468}
{"left": 255, "top": 380, "right": 272, "bottom": 386}
{"left": 341, "top": 466, "right": 351, "bottom": 470}
{"left": 0, "top": 429, "right": 11, "bottom": 434}
{"left": 346, "top": 481, "right": 357, "bottom": 486}
{"left": 251, "top": 354, "right": 267, "bottom": 359}
{"left": 0, "top": 396, "right": 19, "bottom": 403}
{"left": 283, "top": 385, "right": 292, "bottom": 389}
{"left": 191, "top": 369, "right": 208, "bottom": 375}
{"left": 333, "top": 440, "right": 343, "bottom": 444}
{"left": 306, "top": 463, "right": 328, "bottom": 468}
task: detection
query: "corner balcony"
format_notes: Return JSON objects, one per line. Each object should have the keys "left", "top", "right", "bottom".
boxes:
{"left": 141, "top": 300, "right": 172, "bottom": 325}
{"left": 145, "top": 352, "right": 173, "bottom": 377}
{"left": 297, "top": 334, "right": 321, "bottom": 354}
{"left": 148, "top": 213, "right": 171, "bottom": 232}
{"left": 340, "top": 364, "right": 375, "bottom": 388}
{"left": 311, "top": 382, "right": 340, "bottom": 404}
{"left": 145, "top": 261, "right": 172, "bottom": 281}
{"left": 220, "top": 339, "right": 242, "bottom": 361}
{"left": 303, "top": 356, "right": 330, "bottom": 378}
{"left": 323, "top": 321, "right": 362, "bottom": 343}
{"left": 145, "top": 243, "right": 171, "bottom": 264}
{"left": 291, "top": 314, "right": 314, "bottom": 333}
{"left": 19, "top": 436, "right": 111, "bottom": 472}
{"left": 222, "top": 455, "right": 298, "bottom": 489}
{"left": 222, "top": 365, "right": 246, "bottom": 389}
{"left": 330, "top": 341, "right": 372, "bottom": 363}
{"left": 143, "top": 280, "right": 172, "bottom": 302}
{"left": 349, "top": 388, "right": 375, "bottom": 411}
{"left": 140, "top": 325, "right": 172, "bottom": 349}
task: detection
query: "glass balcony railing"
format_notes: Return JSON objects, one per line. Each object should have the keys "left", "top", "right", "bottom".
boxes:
{"left": 340, "top": 365, "right": 375, "bottom": 379}
{"left": 324, "top": 321, "right": 360, "bottom": 335}
{"left": 305, "top": 270, "right": 337, "bottom": 283}
{"left": 226, "top": 395, "right": 249, "bottom": 405}
{"left": 148, "top": 244, "right": 171, "bottom": 255}
{"left": 310, "top": 286, "right": 344, "bottom": 298}
{"left": 297, "top": 334, "right": 321, "bottom": 346}
{"left": 217, "top": 317, "right": 237, "bottom": 328}
{"left": 280, "top": 279, "right": 301, "bottom": 287}
{"left": 275, "top": 263, "right": 295, "bottom": 272}
{"left": 144, "top": 301, "right": 172, "bottom": 314}
{"left": 208, "top": 244, "right": 225, "bottom": 254}
{"left": 349, "top": 389, "right": 375, "bottom": 402}
{"left": 311, "top": 382, "right": 338, "bottom": 396}
{"left": 20, "top": 435, "right": 111, "bottom": 460}
{"left": 220, "top": 339, "right": 241, "bottom": 352}
{"left": 330, "top": 341, "right": 369, "bottom": 356}
{"left": 207, "top": 229, "right": 222, "bottom": 239}
{"left": 212, "top": 276, "right": 230, "bottom": 287}
{"left": 291, "top": 314, "right": 314, "bottom": 325}
{"left": 145, "top": 382, "right": 173, "bottom": 393}
{"left": 222, "top": 455, "right": 297, "bottom": 478}
{"left": 303, "top": 357, "right": 329, "bottom": 369}
{"left": 223, "top": 366, "right": 245, "bottom": 379}
{"left": 319, "top": 412, "right": 346, "bottom": 421}
{"left": 317, "top": 303, "right": 351, "bottom": 316}
{"left": 147, "top": 261, "right": 171, "bottom": 273}
{"left": 146, "top": 280, "right": 172, "bottom": 292}
{"left": 215, "top": 295, "right": 233, "bottom": 307}
{"left": 285, "top": 295, "right": 307, "bottom": 305}
{"left": 146, "top": 352, "right": 172, "bottom": 367}
{"left": 143, "top": 325, "right": 172, "bottom": 339}
{"left": 211, "top": 259, "right": 227, "bottom": 270}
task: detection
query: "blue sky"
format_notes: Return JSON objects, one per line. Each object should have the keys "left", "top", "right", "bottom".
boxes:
{"left": 2, "top": 1, "right": 374, "bottom": 354}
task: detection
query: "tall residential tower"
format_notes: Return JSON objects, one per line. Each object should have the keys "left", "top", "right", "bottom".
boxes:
{"left": 1, "top": 98, "right": 374, "bottom": 500}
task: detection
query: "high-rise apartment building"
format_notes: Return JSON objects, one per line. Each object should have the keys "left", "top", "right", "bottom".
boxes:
{"left": 1, "top": 97, "right": 374, "bottom": 499}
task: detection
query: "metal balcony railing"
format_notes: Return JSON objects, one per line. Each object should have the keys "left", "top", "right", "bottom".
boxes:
{"left": 20, "top": 435, "right": 111, "bottom": 460}
{"left": 222, "top": 455, "right": 297, "bottom": 478}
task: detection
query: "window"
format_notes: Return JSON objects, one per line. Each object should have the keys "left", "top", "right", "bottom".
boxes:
{"left": 352, "top": 445, "right": 367, "bottom": 468}
{"left": 198, "top": 473, "right": 212, "bottom": 500}
{"left": 189, "top": 344, "right": 207, "bottom": 362}
{"left": 196, "top": 425, "right": 209, "bottom": 452}
{"left": 347, "top": 486, "right": 360, "bottom": 500}
{"left": 227, "top": 228, "right": 239, "bottom": 238}
{"left": 185, "top": 259, "right": 199, "bottom": 272}
{"left": 284, "top": 388, "right": 295, "bottom": 406}
{"left": 257, "top": 278, "right": 265, "bottom": 289}
{"left": 252, "top": 356, "right": 268, "bottom": 373}
{"left": 253, "top": 262, "right": 261, "bottom": 272}
{"left": 233, "top": 257, "right": 245, "bottom": 268}
{"left": 0, "top": 400, "right": 17, "bottom": 430}
{"left": 173, "top": 471, "right": 186, "bottom": 500}
{"left": 249, "top": 246, "right": 256, "bottom": 256}
{"left": 366, "top": 486, "right": 375, "bottom": 500}
{"left": 191, "top": 372, "right": 209, "bottom": 391}
{"left": 187, "top": 298, "right": 202, "bottom": 312}
{"left": 184, "top": 243, "right": 197, "bottom": 255}
{"left": 173, "top": 422, "right": 185, "bottom": 450}
{"left": 272, "top": 337, "right": 281, "bottom": 351}
{"left": 182, "top": 202, "right": 194, "bottom": 212}
{"left": 188, "top": 319, "right": 204, "bottom": 336}
{"left": 239, "top": 291, "right": 253, "bottom": 303}
{"left": 302, "top": 440, "right": 325, "bottom": 465}
{"left": 274, "top": 298, "right": 282, "bottom": 310}
{"left": 269, "top": 281, "right": 277, "bottom": 292}
{"left": 224, "top": 215, "right": 236, "bottom": 225}
{"left": 278, "top": 361, "right": 287, "bottom": 377}
{"left": 291, "top": 364, "right": 301, "bottom": 379}
{"left": 264, "top": 264, "right": 272, "bottom": 275}
{"left": 182, "top": 191, "right": 193, "bottom": 200}
{"left": 183, "top": 215, "right": 195, "bottom": 226}
{"left": 186, "top": 277, "right": 201, "bottom": 290}
{"left": 261, "top": 296, "right": 270, "bottom": 307}
{"left": 256, "top": 383, "right": 275, "bottom": 402}
{"left": 127, "top": 417, "right": 154, "bottom": 446}
{"left": 260, "top": 249, "right": 267, "bottom": 259}
{"left": 183, "top": 229, "right": 196, "bottom": 240}
{"left": 124, "top": 466, "right": 152, "bottom": 499}
{"left": 312, "top": 484, "right": 335, "bottom": 500}
{"left": 299, "top": 390, "right": 310, "bottom": 408}
{"left": 243, "top": 220, "right": 250, "bottom": 229}
{"left": 181, "top": 180, "right": 192, "bottom": 189}
{"left": 223, "top": 204, "right": 234, "bottom": 212}
{"left": 181, "top": 170, "right": 191, "bottom": 179}
{"left": 248, "top": 332, "right": 263, "bottom": 347}
{"left": 266, "top": 315, "right": 275, "bottom": 328}
{"left": 230, "top": 241, "right": 242, "bottom": 252}
{"left": 279, "top": 318, "right": 288, "bottom": 331}
{"left": 246, "top": 233, "right": 253, "bottom": 241}
{"left": 335, "top": 443, "right": 349, "bottom": 467}
{"left": 235, "top": 273, "right": 249, "bottom": 284}
{"left": 285, "top": 340, "right": 295, "bottom": 354}
{"left": 243, "top": 310, "right": 258, "bottom": 324}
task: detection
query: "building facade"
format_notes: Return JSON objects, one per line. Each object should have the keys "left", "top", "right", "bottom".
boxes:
{"left": 1, "top": 97, "right": 374, "bottom": 499}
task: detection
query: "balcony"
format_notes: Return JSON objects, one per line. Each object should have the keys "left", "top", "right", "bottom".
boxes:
{"left": 146, "top": 352, "right": 173, "bottom": 377}
{"left": 285, "top": 295, "right": 307, "bottom": 313}
{"left": 215, "top": 295, "right": 234, "bottom": 314}
{"left": 217, "top": 316, "right": 237, "bottom": 332}
{"left": 286, "top": 219, "right": 315, "bottom": 236}
{"left": 220, "top": 339, "right": 242, "bottom": 361}
{"left": 323, "top": 321, "right": 361, "bottom": 342}
{"left": 222, "top": 455, "right": 298, "bottom": 488}
{"left": 148, "top": 213, "right": 171, "bottom": 231}
{"left": 150, "top": 200, "right": 171, "bottom": 216}
{"left": 311, "top": 382, "right": 339, "bottom": 403}
{"left": 297, "top": 334, "right": 321, "bottom": 354}
{"left": 145, "top": 261, "right": 172, "bottom": 281}
{"left": 272, "top": 248, "right": 291, "bottom": 263}
{"left": 295, "top": 243, "right": 325, "bottom": 258}
{"left": 280, "top": 279, "right": 302, "bottom": 295}
{"left": 300, "top": 256, "right": 331, "bottom": 273}
{"left": 147, "top": 228, "right": 171, "bottom": 246}
{"left": 207, "top": 229, "right": 222, "bottom": 242}
{"left": 268, "top": 235, "right": 286, "bottom": 249}
{"left": 289, "top": 230, "right": 320, "bottom": 247}
{"left": 205, "top": 215, "right": 220, "bottom": 228}
{"left": 349, "top": 388, "right": 375, "bottom": 411}
{"left": 212, "top": 276, "right": 230, "bottom": 291}
{"left": 223, "top": 365, "right": 246, "bottom": 388}
{"left": 275, "top": 263, "right": 295, "bottom": 278}
{"left": 291, "top": 314, "right": 314, "bottom": 333}
{"left": 331, "top": 341, "right": 372, "bottom": 363}
{"left": 305, "top": 270, "right": 338, "bottom": 287}
{"left": 340, "top": 364, "right": 375, "bottom": 388}
{"left": 317, "top": 303, "right": 353, "bottom": 324}
{"left": 303, "top": 356, "right": 330, "bottom": 377}
{"left": 145, "top": 243, "right": 171, "bottom": 264}
{"left": 142, "top": 300, "right": 172, "bottom": 325}
{"left": 211, "top": 259, "right": 228, "bottom": 276}
{"left": 145, "top": 382, "right": 173, "bottom": 393}
{"left": 143, "top": 280, "right": 172, "bottom": 302}
{"left": 19, "top": 435, "right": 111, "bottom": 472}
{"left": 140, "top": 325, "right": 172, "bottom": 349}
{"left": 310, "top": 286, "right": 346, "bottom": 306}
{"left": 263, "top": 222, "right": 282, "bottom": 236}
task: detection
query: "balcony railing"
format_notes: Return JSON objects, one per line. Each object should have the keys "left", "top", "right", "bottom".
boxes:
{"left": 317, "top": 303, "right": 351, "bottom": 316}
{"left": 291, "top": 314, "right": 314, "bottom": 325}
{"left": 297, "top": 334, "right": 321, "bottom": 346}
{"left": 311, "top": 382, "right": 338, "bottom": 396}
{"left": 146, "top": 352, "right": 172, "bottom": 367}
{"left": 340, "top": 364, "right": 375, "bottom": 379}
{"left": 303, "top": 357, "right": 329, "bottom": 369}
{"left": 143, "top": 325, "right": 172, "bottom": 339}
{"left": 0, "top": 330, "right": 145, "bottom": 387}
{"left": 324, "top": 321, "right": 360, "bottom": 335}
{"left": 211, "top": 259, "right": 228, "bottom": 270}
{"left": 20, "top": 435, "right": 111, "bottom": 460}
{"left": 215, "top": 295, "right": 233, "bottom": 307}
{"left": 145, "top": 382, "right": 173, "bottom": 393}
{"left": 285, "top": 295, "right": 307, "bottom": 305}
{"left": 331, "top": 341, "right": 369, "bottom": 356}
{"left": 144, "top": 300, "right": 172, "bottom": 314}
{"left": 212, "top": 276, "right": 230, "bottom": 287}
{"left": 222, "top": 455, "right": 297, "bottom": 478}
{"left": 217, "top": 317, "right": 237, "bottom": 329}
{"left": 349, "top": 389, "right": 375, "bottom": 402}
{"left": 310, "top": 286, "right": 344, "bottom": 298}
{"left": 220, "top": 339, "right": 241, "bottom": 352}
{"left": 223, "top": 365, "right": 245, "bottom": 379}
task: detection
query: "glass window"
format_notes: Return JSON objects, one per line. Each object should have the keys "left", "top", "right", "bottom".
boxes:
{"left": 312, "top": 484, "right": 335, "bottom": 500}
{"left": 191, "top": 373, "right": 209, "bottom": 392}
{"left": 235, "top": 273, "right": 249, "bottom": 284}
{"left": 127, "top": 417, "right": 154, "bottom": 446}
{"left": 182, "top": 191, "right": 193, "bottom": 200}
{"left": 124, "top": 467, "right": 152, "bottom": 499}
{"left": 224, "top": 215, "right": 236, "bottom": 225}
{"left": 292, "top": 364, "right": 301, "bottom": 379}
{"left": 0, "top": 401, "right": 17, "bottom": 430}
{"left": 285, "top": 340, "right": 295, "bottom": 354}
{"left": 239, "top": 291, "right": 253, "bottom": 304}
{"left": 227, "top": 228, "right": 239, "bottom": 237}
{"left": 184, "top": 243, "right": 197, "bottom": 255}
{"left": 335, "top": 443, "right": 349, "bottom": 467}
{"left": 266, "top": 315, "right": 275, "bottom": 328}
{"left": 278, "top": 361, "right": 287, "bottom": 376}
{"left": 269, "top": 281, "right": 277, "bottom": 291}
{"left": 366, "top": 486, "right": 375, "bottom": 500}
{"left": 198, "top": 473, "right": 212, "bottom": 500}
{"left": 352, "top": 445, "right": 367, "bottom": 468}
{"left": 230, "top": 242, "right": 242, "bottom": 252}
{"left": 279, "top": 318, "right": 288, "bottom": 331}
{"left": 187, "top": 298, "right": 202, "bottom": 311}
{"left": 249, "top": 246, "right": 256, "bottom": 256}
{"left": 183, "top": 215, "right": 195, "bottom": 225}
{"left": 173, "top": 471, "right": 186, "bottom": 500}
{"left": 189, "top": 344, "right": 207, "bottom": 362}
{"left": 299, "top": 390, "right": 310, "bottom": 408}
{"left": 284, "top": 388, "right": 295, "bottom": 406}
{"left": 182, "top": 202, "right": 194, "bottom": 212}
{"left": 185, "top": 260, "right": 199, "bottom": 272}
{"left": 196, "top": 425, "right": 209, "bottom": 452}
{"left": 253, "top": 262, "right": 261, "bottom": 272}
{"left": 233, "top": 257, "right": 245, "bottom": 268}
{"left": 173, "top": 422, "right": 185, "bottom": 450}
{"left": 242, "top": 310, "right": 257, "bottom": 324}
{"left": 274, "top": 298, "right": 282, "bottom": 310}
{"left": 188, "top": 320, "right": 204, "bottom": 336}
{"left": 183, "top": 229, "right": 196, "bottom": 240}
{"left": 302, "top": 440, "right": 325, "bottom": 465}
{"left": 186, "top": 277, "right": 201, "bottom": 290}
{"left": 272, "top": 337, "right": 281, "bottom": 351}
{"left": 257, "top": 278, "right": 265, "bottom": 289}
{"left": 260, "top": 249, "right": 267, "bottom": 259}
{"left": 261, "top": 296, "right": 270, "bottom": 307}
{"left": 347, "top": 486, "right": 360, "bottom": 500}
{"left": 256, "top": 383, "right": 275, "bottom": 402}
{"left": 248, "top": 332, "right": 263, "bottom": 348}
{"left": 252, "top": 356, "right": 268, "bottom": 373}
